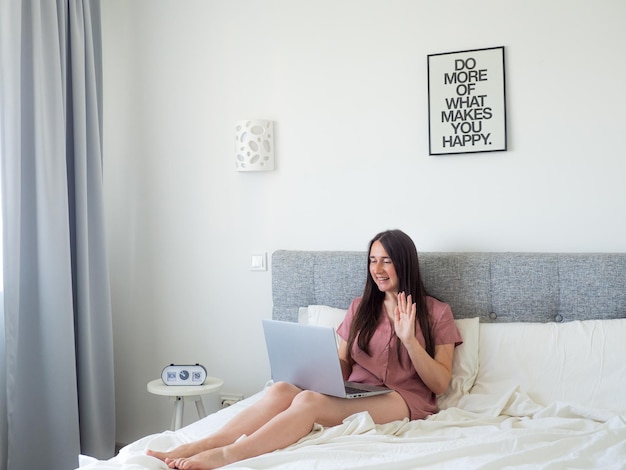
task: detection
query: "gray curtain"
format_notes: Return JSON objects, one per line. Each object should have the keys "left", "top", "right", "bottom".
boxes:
{"left": 0, "top": 1, "right": 115, "bottom": 469}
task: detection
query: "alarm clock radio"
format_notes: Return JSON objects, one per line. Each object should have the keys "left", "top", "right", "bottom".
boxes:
{"left": 161, "top": 363, "right": 207, "bottom": 386}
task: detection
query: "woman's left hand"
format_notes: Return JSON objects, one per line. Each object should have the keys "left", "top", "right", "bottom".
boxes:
{"left": 394, "top": 292, "right": 417, "bottom": 345}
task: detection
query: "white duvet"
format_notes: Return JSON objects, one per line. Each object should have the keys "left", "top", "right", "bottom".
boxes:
{"left": 79, "top": 385, "right": 626, "bottom": 470}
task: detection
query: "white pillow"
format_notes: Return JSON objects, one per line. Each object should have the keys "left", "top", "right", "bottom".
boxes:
{"left": 470, "top": 319, "right": 626, "bottom": 413}
{"left": 437, "top": 317, "right": 480, "bottom": 410}
{"left": 298, "top": 305, "right": 347, "bottom": 347}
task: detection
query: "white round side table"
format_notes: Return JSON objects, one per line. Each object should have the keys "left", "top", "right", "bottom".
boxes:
{"left": 147, "top": 377, "right": 224, "bottom": 430}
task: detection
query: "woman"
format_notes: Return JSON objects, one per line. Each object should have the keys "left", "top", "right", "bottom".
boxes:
{"left": 148, "top": 229, "right": 462, "bottom": 469}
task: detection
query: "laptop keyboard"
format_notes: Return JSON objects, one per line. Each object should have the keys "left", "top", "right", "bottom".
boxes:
{"left": 345, "top": 385, "right": 368, "bottom": 395}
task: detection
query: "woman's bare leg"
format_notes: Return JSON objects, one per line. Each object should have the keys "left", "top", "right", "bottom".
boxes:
{"left": 168, "top": 389, "right": 409, "bottom": 470}
{"left": 147, "top": 382, "right": 301, "bottom": 462}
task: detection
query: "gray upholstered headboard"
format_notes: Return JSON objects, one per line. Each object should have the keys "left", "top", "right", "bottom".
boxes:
{"left": 272, "top": 251, "right": 626, "bottom": 324}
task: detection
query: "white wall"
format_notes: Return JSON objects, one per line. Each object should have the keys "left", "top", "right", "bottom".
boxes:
{"left": 101, "top": 0, "right": 626, "bottom": 445}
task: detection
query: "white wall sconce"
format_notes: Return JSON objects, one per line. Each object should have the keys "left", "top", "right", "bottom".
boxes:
{"left": 234, "top": 120, "right": 275, "bottom": 171}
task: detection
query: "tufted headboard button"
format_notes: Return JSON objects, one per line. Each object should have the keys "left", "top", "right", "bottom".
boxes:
{"left": 489, "top": 312, "right": 497, "bottom": 320}
{"left": 555, "top": 314, "right": 563, "bottom": 322}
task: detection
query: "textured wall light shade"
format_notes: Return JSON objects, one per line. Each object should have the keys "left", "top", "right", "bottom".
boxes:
{"left": 235, "top": 120, "right": 275, "bottom": 171}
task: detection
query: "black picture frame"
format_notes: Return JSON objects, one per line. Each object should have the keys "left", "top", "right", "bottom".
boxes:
{"left": 427, "top": 46, "right": 507, "bottom": 155}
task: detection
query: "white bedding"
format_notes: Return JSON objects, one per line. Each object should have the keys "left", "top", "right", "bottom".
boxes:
{"left": 79, "top": 384, "right": 626, "bottom": 470}
{"left": 79, "top": 316, "right": 626, "bottom": 469}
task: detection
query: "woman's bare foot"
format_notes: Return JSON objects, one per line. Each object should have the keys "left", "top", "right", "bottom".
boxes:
{"left": 146, "top": 440, "right": 212, "bottom": 462}
{"left": 165, "top": 447, "right": 229, "bottom": 470}
{"left": 145, "top": 447, "right": 189, "bottom": 462}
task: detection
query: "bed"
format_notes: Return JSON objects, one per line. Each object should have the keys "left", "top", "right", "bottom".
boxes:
{"left": 79, "top": 250, "right": 626, "bottom": 469}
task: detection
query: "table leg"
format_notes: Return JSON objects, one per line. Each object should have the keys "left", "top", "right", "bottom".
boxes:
{"left": 173, "top": 396, "right": 184, "bottom": 430}
{"left": 194, "top": 397, "right": 207, "bottom": 419}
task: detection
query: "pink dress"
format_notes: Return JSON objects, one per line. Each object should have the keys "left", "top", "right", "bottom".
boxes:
{"left": 336, "top": 296, "right": 462, "bottom": 420}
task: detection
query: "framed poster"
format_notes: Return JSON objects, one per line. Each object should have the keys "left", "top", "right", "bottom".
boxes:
{"left": 427, "top": 46, "right": 507, "bottom": 155}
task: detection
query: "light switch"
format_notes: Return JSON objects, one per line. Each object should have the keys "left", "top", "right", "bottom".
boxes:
{"left": 251, "top": 252, "right": 267, "bottom": 271}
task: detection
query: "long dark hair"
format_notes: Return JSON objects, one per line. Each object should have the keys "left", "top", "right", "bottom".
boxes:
{"left": 347, "top": 230, "right": 435, "bottom": 360}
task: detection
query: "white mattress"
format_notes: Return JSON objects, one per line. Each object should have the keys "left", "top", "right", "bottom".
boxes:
{"left": 78, "top": 383, "right": 626, "bottom": 470}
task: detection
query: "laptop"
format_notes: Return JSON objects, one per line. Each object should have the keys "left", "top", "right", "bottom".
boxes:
{"left": 262, "top": 319, "right": 392, "bottom": 399}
